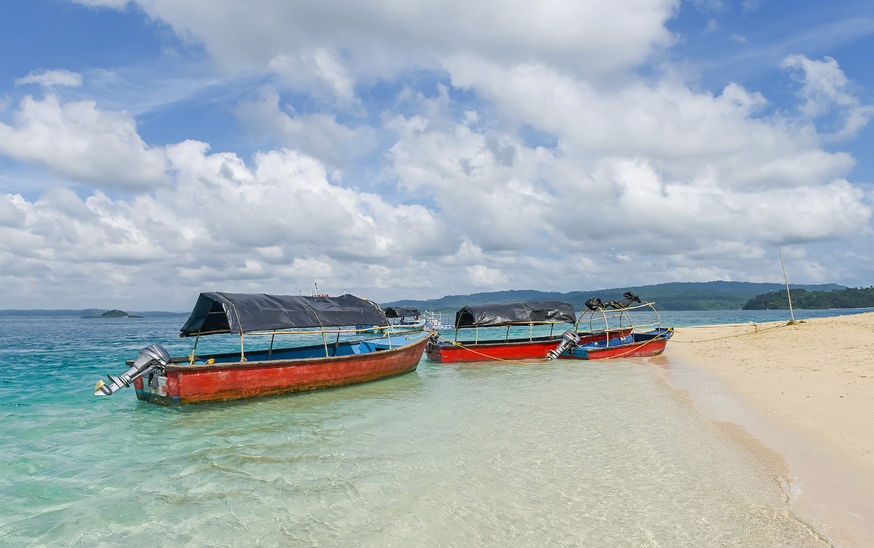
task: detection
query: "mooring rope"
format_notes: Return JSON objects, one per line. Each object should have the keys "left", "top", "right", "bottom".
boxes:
{"left": 432, "top": 333, "right": 546, "bottom": 365}
{"left": 669, "top": 320, "right": 797, "bottom": 344}
{"left": 589, "top": 330, "right": 672, "bottom": 360}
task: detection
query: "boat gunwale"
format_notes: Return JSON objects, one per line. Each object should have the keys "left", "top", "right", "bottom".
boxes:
{"left": 161, "top": 332, "right": 431, "bottom": 372}
{"left": 565, "top": 338, "right": 669, "bottom": 360}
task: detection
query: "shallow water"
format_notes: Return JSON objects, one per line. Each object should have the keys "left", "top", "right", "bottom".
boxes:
{"left": 2, "top": 311, "right": 864, "bottom": 546}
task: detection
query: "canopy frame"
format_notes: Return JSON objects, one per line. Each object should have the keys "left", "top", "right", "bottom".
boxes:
{"left": 451, "top": 300, "right": 576, "bottom": 342}
{"left": 179, "top": 292, "right": 392, "bottom": 362}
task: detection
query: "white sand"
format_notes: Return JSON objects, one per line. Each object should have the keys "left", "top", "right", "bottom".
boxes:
{"left": 665, "top": 312, "right": 874, "bottom": 546}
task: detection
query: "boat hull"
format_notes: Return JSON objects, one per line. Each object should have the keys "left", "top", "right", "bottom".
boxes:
{"left": 559, "top": 329, "right": 673, "bottom": 360}
{"left": 426, "top": 329, "right": 631, "bottom": 363}
{"left": 133, "top": 334, "right": 431, "bottom": 405}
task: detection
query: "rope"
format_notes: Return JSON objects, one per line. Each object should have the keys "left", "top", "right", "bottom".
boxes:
{"left": 587, "top": 330, "right": 672, "bottom": 360}
{"left": 669, "top": 321, "right": 796, "bottom": 344}
{"left": 432, "top": 316, "right": 800, "bottom": 361}
{"left": 433, "top": 333, "right": 544, "bottom": 365}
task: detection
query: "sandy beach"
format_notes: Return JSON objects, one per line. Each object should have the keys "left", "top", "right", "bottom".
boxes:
{"left": 665, "top": 311, "right": 874, "bottom": 547}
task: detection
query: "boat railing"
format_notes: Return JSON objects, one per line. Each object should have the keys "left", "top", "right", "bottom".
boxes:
{"left": 574, "top": 300, "right": 662, "bottom": 348}
{"left": 186, "top": 324, "right": 403, "bottom": 364}
{"left": 453, "top": 320, "right": 576, "bottom": 344}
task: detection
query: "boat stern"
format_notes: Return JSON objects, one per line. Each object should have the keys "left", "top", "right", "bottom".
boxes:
{"left": 133, "top": 370, "right": 181, "bottom": 405}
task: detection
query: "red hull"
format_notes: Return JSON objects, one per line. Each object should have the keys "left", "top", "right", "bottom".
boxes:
{"left": 560, "top": 337, "right": 668, "bottom": 360}
{"left": 133, "top": 335, "right": 430, "bottom": 405}
{"left": 426, "top": 329, "right": 631, "bottom": 363}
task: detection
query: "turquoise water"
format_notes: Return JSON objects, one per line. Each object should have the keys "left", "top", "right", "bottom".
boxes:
{"left": 1, "top": 310, "right": 866, "bottom": 546}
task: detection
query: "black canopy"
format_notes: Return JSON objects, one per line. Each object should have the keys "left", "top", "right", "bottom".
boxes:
{"left": 384, "top": 306, "right": 419, "bottom": 318}
{"left": 179, "top": 292, "right": 389, "bottom": 337}
{"left": 454, "top": 301, "right": 576, "bottom": 328}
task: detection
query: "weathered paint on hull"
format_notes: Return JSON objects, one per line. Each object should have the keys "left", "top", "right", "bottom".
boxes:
{"left": 560, "top": 337, "right": 669, "bottom": 360}
{"left": 133, "top": 335, "right": 430, "bottom": 405}
{"left": 426, "top": 329, "right": 631, "bottom": 363}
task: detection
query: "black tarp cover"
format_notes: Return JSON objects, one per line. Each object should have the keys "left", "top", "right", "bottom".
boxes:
{"left": 179, "top": 292, "right": 389, "bottom": 337}
{"left": 454, "top": 301, "right": 576, "bottom": 328}
{"left": 384, "top": 306, "right": 419, "bottom": 318}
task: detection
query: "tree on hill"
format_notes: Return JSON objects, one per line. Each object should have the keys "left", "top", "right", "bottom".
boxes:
{"left": 743, "top": 287, "right": 874, "bottom": 310}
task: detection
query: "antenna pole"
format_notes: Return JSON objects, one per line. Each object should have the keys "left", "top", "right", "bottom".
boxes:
{"left": 779, "top": 247, "right": 796, "bottom": 325}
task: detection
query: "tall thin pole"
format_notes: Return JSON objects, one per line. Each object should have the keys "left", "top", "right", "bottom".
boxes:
{"left": 780, "top": 247, "right": 796, "bottom": 324}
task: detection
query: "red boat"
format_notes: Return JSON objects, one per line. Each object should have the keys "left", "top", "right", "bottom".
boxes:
{"left": 94, "top": 292, "right": 432, "bottom": 405}
{"left": 424, "top": 301, "right": 632, "bottom": 363}
{"left": 425, "top": 328, "right": 631, "bottom": 362}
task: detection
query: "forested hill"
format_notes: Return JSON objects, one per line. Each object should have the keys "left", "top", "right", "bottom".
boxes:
{"left": 383, "top": 281, "right": 845, "bottom": 312}
{"left": 743, "top": 287, "right": 874, "bottom": 310}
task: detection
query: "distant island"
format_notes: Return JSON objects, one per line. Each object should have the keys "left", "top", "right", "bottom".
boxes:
{"left": 83, "top": 309, "right": 143, "bottom": 319}
{"left": 743, "top": 287, "right": 874, "bottom": 310}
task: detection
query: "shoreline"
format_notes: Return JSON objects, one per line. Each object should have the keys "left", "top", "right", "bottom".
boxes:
{"left": 661, "top": 312, "right": 874, "bottom": 546}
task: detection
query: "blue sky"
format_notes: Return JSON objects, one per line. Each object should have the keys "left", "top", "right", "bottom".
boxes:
{"left": 1, "top": 0, "right": 872, "bottom": 310}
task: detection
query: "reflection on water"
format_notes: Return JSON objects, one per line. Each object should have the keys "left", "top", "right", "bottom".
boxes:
{"left": 0, "top": 314, "right": 847, "bottom": 546}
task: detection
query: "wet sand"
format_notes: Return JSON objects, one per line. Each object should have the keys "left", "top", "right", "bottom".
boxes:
{"left": 663, "top": 311, "right": 874, "bottom": 546}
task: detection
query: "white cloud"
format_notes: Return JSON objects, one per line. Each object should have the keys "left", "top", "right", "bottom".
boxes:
{"left": 0, "top": 94, "right": 168, "bottom": 189}
{"left": 16, "top": 69, "right": 83, "bottom": 88}
{"left": 466, "top": 264, "right": 507, "bottom": 287}
{"left": 389, "top": 115, "right": 557, "bottom": 252}
{"left": 444, "top": 58, "right": 855, "bottom": 191}
{"left": 268, "top": 49, "right": 358, "bottom": 104}
{"left": 0, "top": 194, "right": 26, "bottom": 227}
{"left": 234, "top": 87, "right": 376, "bottom": 167}
{"left": 741, "top": 0, "right": 762, "bottom": 13}
{"left": 72, "top": 0, "right": 678, "bottom": 83}
{"left": 0, "top": 141, "right": 450, "bottom": 307}
{"left": 387, "top": 58, "right": 871, "bottom": 280}
{"left": 782, "top": 54, "right": 874, "bottom": 141}
{"left": 2, "top": 0, "right": 871, "bottom": 309}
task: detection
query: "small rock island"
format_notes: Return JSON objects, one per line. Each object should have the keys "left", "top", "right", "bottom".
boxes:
{"left": 84, "top": 309, "right": 142, "bottom": 318}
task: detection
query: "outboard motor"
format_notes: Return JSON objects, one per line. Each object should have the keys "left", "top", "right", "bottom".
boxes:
{"left": 547, "top": 330, "right": 580, "bottom": 360}
{"left": 94, "top": 344, "right": 170, "bottom": 396}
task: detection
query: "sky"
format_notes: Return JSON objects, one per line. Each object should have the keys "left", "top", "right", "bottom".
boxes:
{"left": 1, "top": 0, "right": 873, "bottom": 310}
